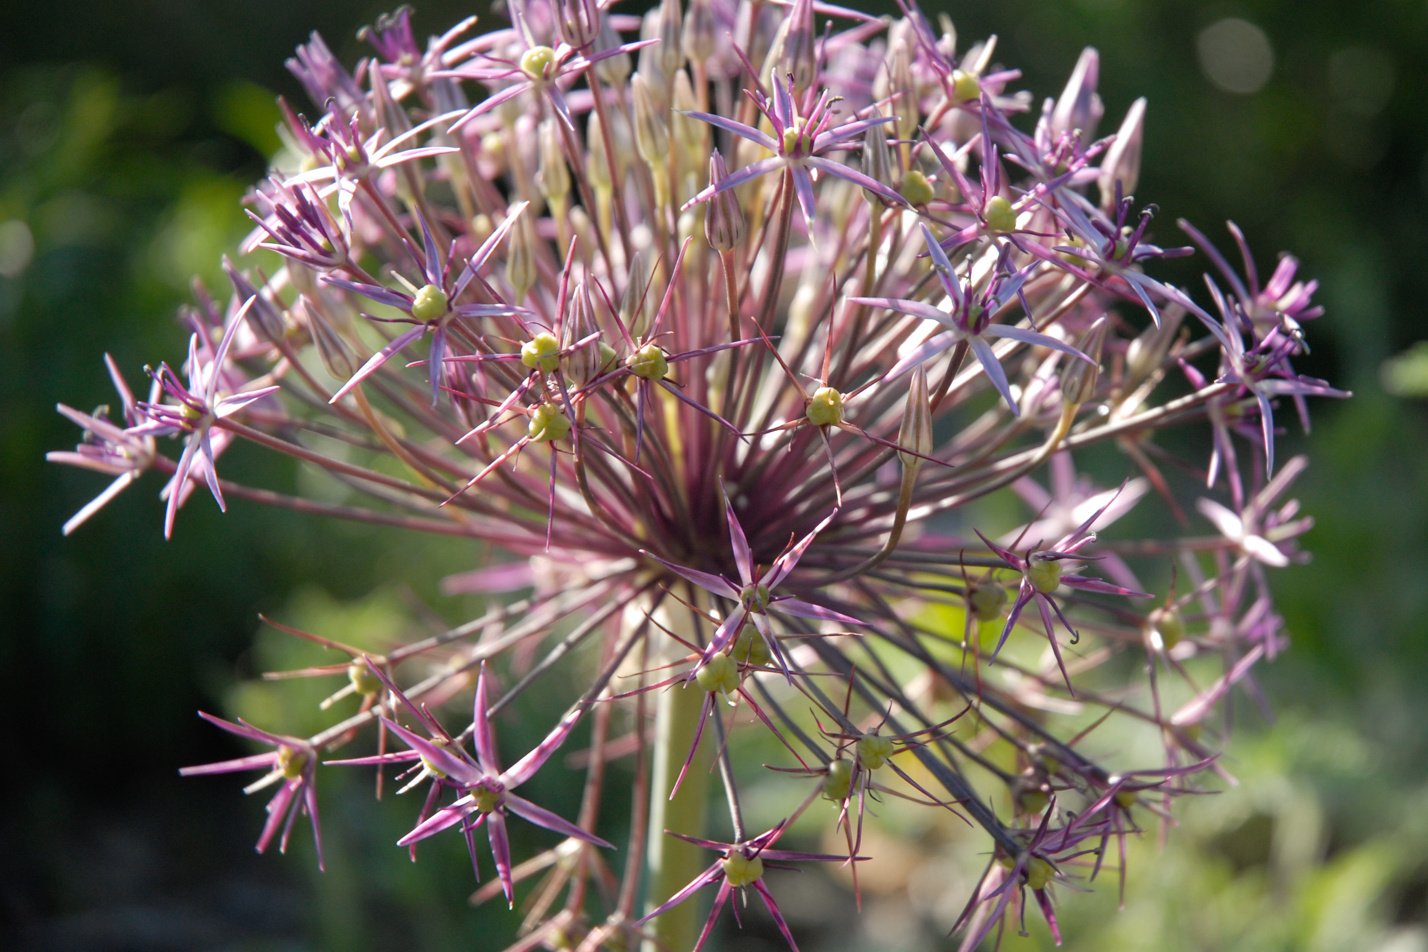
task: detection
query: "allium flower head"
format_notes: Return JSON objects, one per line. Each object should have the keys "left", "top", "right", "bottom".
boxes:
{"left": 53, "top": 1, "right": 1347, "bottom": 948}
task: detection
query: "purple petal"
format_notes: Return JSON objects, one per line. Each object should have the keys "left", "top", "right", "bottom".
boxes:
{"left": 329, "top": 324, "right": 428, "bottom": 404}
{"left": 504, "top": 792, "right": 613, "bottom": 848}
{"left": 968, "top": 336, "right": 1017, "bottom": 414}
{"left": 680, "top": 110, "right": 778, "bottom": 152}
{"left": 487, "top": 809, "right": 515, "bottom": 907}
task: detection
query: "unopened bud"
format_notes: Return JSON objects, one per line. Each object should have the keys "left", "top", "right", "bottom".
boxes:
{"left": 1099, "top": 97, "right": 1146, "bottom": 210}
{"left": 1050, "top": 47, "right": 1103, "bottom": 144}
{"left": 586, "top": 112, "right": 612, "bottom": 191}
{"left": 861, "top": 122, "right": 894, "bottom": 206}
{"left": 683, "top": 0, "right": 716, "bottom": 65}
{"left": 621, "top": 252, "right": 651, "bottom": 337}
{"left": 537, "top": 118, "right": 570, "bottom": 206}
{"left": 655, "top": 0, "right": 683, "bottom": 78}
{"left": 898, "top": 367, "right": 933, "bottom": 469}
{"left": 556, "top": 0, "right": 601, "bottom": 50}
{"left": 1060, "top": 316, "right": 1108, "bottom": 406}
{"left": 632, "top": 73, "right": 670, "bottom": 168}
{"left": 703, "top": 151, "right": 747, "bottom": 252}
{"left": 593, "top": 20, "right": 632, "bottom": 85}
{"left": 506, "top": 216, "right": 538, "bottom": 301}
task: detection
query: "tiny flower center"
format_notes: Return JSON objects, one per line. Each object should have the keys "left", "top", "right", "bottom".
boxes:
{"left": 900, "top": 169, "right": 935, "bottom": 207}
{"left": 806, "top": 386, "right": 844, "bottom": 427}
{"left": 695, "top": 652, "right": 740, "bottom": 695}
{"left": 470, "top": 781, "right": 503, "bottom": 814}
{"left": 969, "top": 582, "right": 1008, "bottom": 622}
{"left": 528, "top": 402, "right": 572, "bottom": 443}
{"left": 1024, "top": 856, "right": 1056, "bottom": 890}
{"left": 780, "top": 124, "right": 805, "bottom": 158}
{"left": 1028, "top": 557, "right": 1063, "bottom": 595}
{"left": 856, "top": 733, "right": 895, "bottom": 771}
{"left": 984, "top": 195, "right": 1017, "bottom": 233}
{"left": 1149, "top": 605, "right": 1186, "bottom": 649}
{"left": 520, "top": 45, "right": 558, "bottom": 81}
{"left": 722, "top": 851, "right": 765, "bottom": 887}
{"left": 740, "top": 583, "right": 771, "bottom": 613}
{"left": 822, "top": 758, "right": 854, "bottom": 801}
{"left": 951, "top": 69, "right": 981, "bottom": 103}
{"left": 347, "top": 661, "right": 383, "bottom": 698}
{"left": 521, "top": 332, "right": 563, "bottom": 373}
{"left": 410, "top": 283, "right": 450, "bottom": 322}
{"left": 731, "top": 626, "right": 771, "bottom": 668}
{"left": 277, "top": 745, "right": 309, "bottom": 780}
{"left": 626, "top": 343, "right": 669, "bottom": 381}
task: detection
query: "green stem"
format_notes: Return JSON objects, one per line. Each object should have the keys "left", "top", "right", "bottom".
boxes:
{"left": 642, "top": 659, "right": 712, "bottom": 952}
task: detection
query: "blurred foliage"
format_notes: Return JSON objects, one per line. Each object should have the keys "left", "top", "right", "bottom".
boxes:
{"left": 4, "top": 0, "right": 1426, "bottom": 949}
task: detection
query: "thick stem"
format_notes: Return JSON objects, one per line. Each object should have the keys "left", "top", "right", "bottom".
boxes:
{"left": 641, "top": 607, "right": 714, "bottom": 952}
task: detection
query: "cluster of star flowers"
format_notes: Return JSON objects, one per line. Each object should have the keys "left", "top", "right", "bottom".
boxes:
{"left": 51, "top": 0, "right": 1345, "bottom": 948}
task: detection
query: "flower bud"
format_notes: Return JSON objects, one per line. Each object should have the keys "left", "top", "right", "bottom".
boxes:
{"left": 655, "top": 0, "right": 684, "bottom": 78}
{"left": 1050, "top": 47, "right": 1104, "bottom": 144}
{"left": 556, "top": 0, "right": 601, "bottom": 51}
{"left": 1099, "top": 97, "right": 1146, "bottom": 210}
{"left": 506, "top": 216, "right": 538, "bottom": 302}
{"left": 683, "top": 0, "right": 717, "bottom": 66}
{"left": 861, "top": 122, "right": 894, "bottom": 206}
{"left": 621, "top": 252, "right": 651, "bottom": 338}
{"left": 537, "top": 118, "right": 571, "bottom": 207}
{"left": 1059, "top": 316, "right": 1108, "bottom": 407}
{"left": 586, "top": 112, "right": 612, "bottom": 192}
{"left": 593, "top": 20, "right": 631, "bottom": 85}
{"left": 703, "top": 151, "right": 747, "bottom": 252}
{"left": 898, "top": 367, "right": 933, "bottom": 469}
{"left": 632, "top": 74, "right": 670, "bottom": 169}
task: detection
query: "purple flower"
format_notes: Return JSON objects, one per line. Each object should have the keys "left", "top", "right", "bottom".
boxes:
{"left": 851, "top": 223, "right": 1093, "bottom": 414}
{"left": 637, "top": 821, "right": 858, "bottom": 952}
{"left": 48, "top": 355, "right": 158, "bottom": 536}
{"left": 323, "top": 204, "right": 529, "bottom": 407}
{"left": 681, "top": 74, "right": 907, "bottom": 232}
{"left": 135, "top": 298, "right": 279, "bottom": 538}
{"left": 381, "top": 665, "right": 611, "bottom": 906}
{"left": 180, "top": 713, "right": 324, "bottom": 870}
{"left": 644, "top": 490, "right": 860, "bottom": 682}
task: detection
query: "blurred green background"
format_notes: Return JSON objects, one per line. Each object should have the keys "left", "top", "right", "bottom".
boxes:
{"left": 3, "top": 0, "right": 1425, "bottom": 948}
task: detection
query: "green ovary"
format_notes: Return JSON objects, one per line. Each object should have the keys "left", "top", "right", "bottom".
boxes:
{"left": 856, "top": 734, "right": 895, "bottom": 771}
{"left": 522, "top": 332, "right": 562, "bottom": 372}
{"left": 806, "top": 386, "right": 844, "bottom": 426}
{"left": 627, "top": 343, "right": 669, "bottom": 381}
{"left": 410, "top": 284, "right": 449, "bottom": 322}
{"left": 1028, "top": 558, "right": 1062, "bottom": 595}
{"left": 722, "top": 852, "right": 764, "bottom": 887}
{"left": 520, "top": 46, "right": 557, "bottom": 81}
{"left": 528, "top": 403, "right": 572, "bottom": 442}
